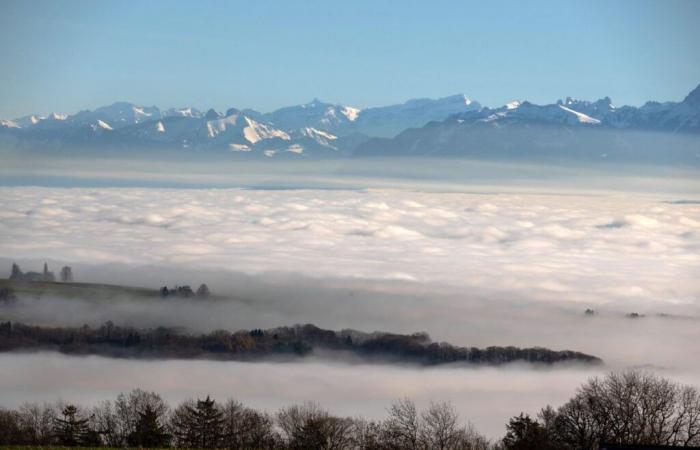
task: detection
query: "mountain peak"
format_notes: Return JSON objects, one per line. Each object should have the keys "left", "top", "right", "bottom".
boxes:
{"left": 682, "top": 83, "right": 700, "bottom": 108}
{"left": 205, "top": 108, "right": 222, "bottom": 120}
{"left": 225, "top": 107, "right": 240, "bottom": 117}
{"left": 48, "top": 112, "right": 67, "bottom": 120}
{"left": 303, "top": 98, "right": 327, "bottom": 108}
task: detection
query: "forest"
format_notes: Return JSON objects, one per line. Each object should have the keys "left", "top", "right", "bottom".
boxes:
{"left": 0, "top": 320, "right": 601, "bottom": 366}
{"left": 0, "top": 371, "right": 698, "bottom": 449}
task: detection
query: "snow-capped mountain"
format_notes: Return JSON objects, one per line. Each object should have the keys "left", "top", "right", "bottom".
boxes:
{"left": 355, "top": 84, "right": 700, "bottom": 163}
{"left": 1, "top": 85, "right": 698, "bottom": 162}
{"left": 258, "top": 94, "right": 481, "bottom": 138}
{"left": 350, "top": 94, "right": 481, "bottom": 137}
{"left": 0, "top": 102, "right": 345, "bottom": 158}
{"left": 260, "top": 99, "right": 359, "bottom": 134}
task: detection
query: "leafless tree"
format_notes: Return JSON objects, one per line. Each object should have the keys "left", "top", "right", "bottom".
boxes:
{"left": 60, "top": 266, "right": 73, "bottom": 282}
{"left": 553, "top": 370, "right": 700, "bottom": 448}
{"left": 383, "top": 398, "right": 421, "bottom": 450}
{"left": 220, "top": 398, "right": 278, "bottom": 449}
{"left": 17, "top": 402, "right": 56, "bottom": 445}
{"left": 277, "top": 402, "right": 355, "bottom": 450}
{"left": 110, "top": 389, "right": 168, "bottom": 446}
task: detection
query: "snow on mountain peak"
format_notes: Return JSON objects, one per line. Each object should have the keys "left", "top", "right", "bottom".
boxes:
{"left": 243, "top": 117, "right": 290, "bottom": 144}
{"left": 171, "top": 107, "right": 197, "bottom": 118}
{"left": 229, "top": 143, "right": 252, "bottom": 152}
{"left": 48, "top": 112, "right": 67, "bottom": 120}
{"left": 302, "top": 127, "right": 338, "bottom": 141}
{"left": 287, "top": 144, "right": 304, "bottom": 154}
{"left": 131, "top": 106, "right": 152, "bottom": 118}
{"left": 505, "top": 100, "right": 521, "bottom": 110}
{"left": 341, "top": 106, "right": 361, "bottom": 122}
{"left": 96, "top": 119, "right": 113, "bottom": 130}
{"left": 557, "top": 105, "right": 601, "bottom": 124}
{"left": 0, "top": 119, "right": 20, "bottom": 128}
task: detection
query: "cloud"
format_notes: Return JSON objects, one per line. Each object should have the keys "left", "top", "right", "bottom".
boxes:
{"left": 1, "top": 186, "right": 698, "bottom": 308}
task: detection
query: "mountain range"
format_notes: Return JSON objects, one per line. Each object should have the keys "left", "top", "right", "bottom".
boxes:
{"left": 1, "top": 84, "right": 698, "bottom": 163}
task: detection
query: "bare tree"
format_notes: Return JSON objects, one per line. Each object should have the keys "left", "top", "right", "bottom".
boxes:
{"left": 221, "top": 399, "right": 278, "bottom": 449}
{"left": 553, "top": 370, "right": 700, "bottom": 448}
{"left": 90, "top": 400, "right": 121, "bottom": 447}
{"left": 351, "top": 418, "right": 384, "bottom": 450}
{"left": 277, "top": 402, "right": 355, "bottom": 450}
{"left": 17, "top": 402, "right": 56, "bottom": 445}
{"left": 383, "top": 398, "right": 421, "bottom": 450}
{"left": 420, "top": 401, "right": 461, "bottom": 450}
{"left": 113, "top": 389, "right": 168, "bottom": 446}
{"left": 60, "top": 266, "right": 73, "bottom": 282}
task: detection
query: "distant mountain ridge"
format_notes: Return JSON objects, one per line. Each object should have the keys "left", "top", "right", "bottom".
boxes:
{"left": 1, "top": 84, "right": 699, "bottom": 162}
{"left": 355, "top": 84, "right": 700, "bottom": 164}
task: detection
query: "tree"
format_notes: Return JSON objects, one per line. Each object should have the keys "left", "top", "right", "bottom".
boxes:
{"left": 53, "top": 404, "right": 91, "bottom": 446}
{"left": 17, "top": 402, "right": 57, "bottom": 445}
{"left": 60, "top": 266, "right": 73, "bottom": 282}
{"left": 94, "top": 389, "right": 169, "bottom": 447}
{"left": 127, "top": 404, "right": 171, "bottom": 447}
{"left": 221, "top": 399, "right": 278, "bottom": 449}
{"left": 420, "top": 401, "right": 462, "bottom": 450}
{"left": 196, "top": 283, "right": 211, "bottom": 297}
{"left": 383, "top": 398, "right": 421, "bottom": 450}
{"left": 171, "top": 396, "right": 224, "bottom": 448}
{"left": 0, "top": 408, "right": 25, "bottom": 445}
{"left": 277, "top": 402, "right": 354, "bottom": 450}
{"left": 10, "top": 262, "right": 22, "bottom": 279}
{"left": 501, "top": 413, "right": 559, "bottom": 450}
{"left": 551, "top": 370, "right": 700, "bottom": 448}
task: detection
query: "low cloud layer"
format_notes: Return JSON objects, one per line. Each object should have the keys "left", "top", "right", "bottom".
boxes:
{"left": 0, "top": 353, "right": 632, "bottom": 439}
{"left": 1, "top": 186, "right": 698, "bottom": 308}
{"left": 1, "top": 352, "right": 698, "bottom": 440}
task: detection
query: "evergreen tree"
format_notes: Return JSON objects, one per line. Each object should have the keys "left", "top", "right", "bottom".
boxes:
{"left": 196, "top": 283, "right": 211, "bottom": 297}
{"left": 53, "top": 405, "right": 90, "bottom": 446}
{"left": 127, "top": 404, "right": 170, "bottom": 447}
{"left": 172, "top": 396, "right": 223, "bottom": 448}
{"left": 10, "top": 262, "right": 22, "bottom": 279}
{"left": 502, "top": 413, "right": 559, "bottom": 450}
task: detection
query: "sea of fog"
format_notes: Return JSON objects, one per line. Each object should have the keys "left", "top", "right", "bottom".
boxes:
{"left": 0, "top": 159, "right": 698, "bottom": 439}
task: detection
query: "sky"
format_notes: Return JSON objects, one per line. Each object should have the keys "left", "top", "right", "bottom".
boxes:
{"left": 0, "top": 0, "right": 699, "bottom": 118}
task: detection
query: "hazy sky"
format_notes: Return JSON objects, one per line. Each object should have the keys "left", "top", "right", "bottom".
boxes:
{"left": 1, "top": 0, "right": 699, "bottom": 118}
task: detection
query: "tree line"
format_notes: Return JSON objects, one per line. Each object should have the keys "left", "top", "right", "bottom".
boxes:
{"left": 0, "top": 371, "right": 698, "bottom": 449}
{"left": 0, "top": 321, "right": 601, "bottom": 366}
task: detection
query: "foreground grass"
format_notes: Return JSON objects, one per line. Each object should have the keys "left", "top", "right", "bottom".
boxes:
{"left": 0, "top": 447, "right": 176, "bottom": 450}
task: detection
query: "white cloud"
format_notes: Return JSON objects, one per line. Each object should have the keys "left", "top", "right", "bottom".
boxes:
{"left": 1, "top": 187, "right": 697, "bottom": 307}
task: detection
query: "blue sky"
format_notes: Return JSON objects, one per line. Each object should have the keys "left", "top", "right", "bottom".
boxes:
{"left": 1, "top": 0, "right": 698, "bottom": 118}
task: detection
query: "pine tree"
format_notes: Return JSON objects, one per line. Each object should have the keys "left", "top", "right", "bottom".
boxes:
{"left": 196, "top": 283, "right": 211, "bottom": 297}
{"left": 174, "top": 396, "right": 224, "bottom": 448}
{"left": 10, "top": 262, "right": 21, "bottom": 279}
{"left": 127, "top": 404, "right": 170, "bottom": 447}
{"left": 53, "top": 405, "right": 90, "bottom": 446}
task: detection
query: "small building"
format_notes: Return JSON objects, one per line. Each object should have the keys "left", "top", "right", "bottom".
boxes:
{"left": 9, "top": 262, "right": 55, "bottom": 282}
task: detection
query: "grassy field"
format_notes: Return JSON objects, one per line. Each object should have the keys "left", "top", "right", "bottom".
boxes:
{"left": 0, "top": 278, "right": 159, "bottom": 301}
